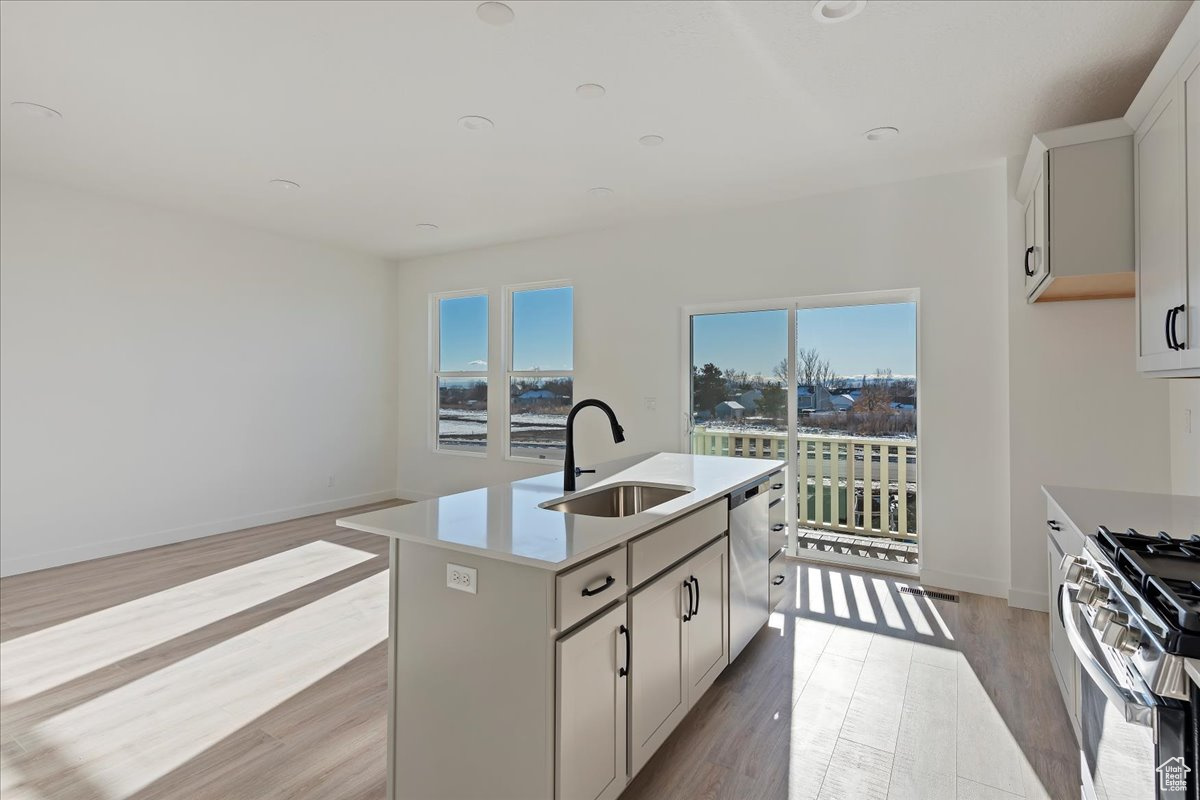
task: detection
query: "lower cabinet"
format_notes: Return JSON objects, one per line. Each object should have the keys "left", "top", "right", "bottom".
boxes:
{"left": 1046, "top": 532, "right": 1081, "bottom": 741}
{"left": 556, "top": 601, "right": 628, "bottom": 800}
{"left": 628, "top": 536, "right": 729, "bottom": 777}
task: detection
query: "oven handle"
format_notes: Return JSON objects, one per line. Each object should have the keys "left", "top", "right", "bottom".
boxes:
{"left": 1060, "top": 586, "right": 1156, "bottom": 727}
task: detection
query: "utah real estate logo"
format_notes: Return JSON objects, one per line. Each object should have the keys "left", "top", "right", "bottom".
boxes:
{"left": 1157, "top": 756, "right": 1191, "bottom": 793}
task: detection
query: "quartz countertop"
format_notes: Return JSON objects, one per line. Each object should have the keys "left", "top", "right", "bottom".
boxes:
{"left": 1042, "top": 485, "right": 1200, "bottom": 542}
{"left": 337, "top": 452, "right": 784, "bottom": 571}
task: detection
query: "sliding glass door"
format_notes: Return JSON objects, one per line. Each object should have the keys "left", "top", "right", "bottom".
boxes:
{"left": 685, "top": 294, "right": 918, "bottom": 572}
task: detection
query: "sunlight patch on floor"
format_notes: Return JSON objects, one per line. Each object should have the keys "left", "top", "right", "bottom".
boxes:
{"left": 0, "top": 540, "right": 374, "bottom": 702}
{"left": 5, "top": 570, "right": 388, "bottom": 800}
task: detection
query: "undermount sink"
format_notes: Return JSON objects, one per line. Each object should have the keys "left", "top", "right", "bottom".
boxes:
{"left": 540, "top": 482, "right": 693, "bottom": 518}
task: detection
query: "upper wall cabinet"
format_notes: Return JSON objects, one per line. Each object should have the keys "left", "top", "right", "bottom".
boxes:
{"left": 1127, "top": 5, "right": 1200, "bottom": 377}
{"left": 1017, "top": 121, "right": 1135, "bottom": 304}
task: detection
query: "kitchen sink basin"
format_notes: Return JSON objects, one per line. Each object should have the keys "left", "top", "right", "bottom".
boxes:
{"left": 540, "top": 482, "right": 693, "bottom": 518}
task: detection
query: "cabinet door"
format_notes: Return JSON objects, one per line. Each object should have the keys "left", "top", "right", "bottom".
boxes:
{"left": 628, "top": 563, "right": 690, "bottom": 777}
{"left": 1046, "top": 538, "right": 1079, "bottom": 738}
{"left": 556, "top": 602, "right": 628, "bottom": 800}
{"left": 1183, "top": 49, "right": 1200, "bottom": 369}
{"left": 1025, "top": 166, "right": 1049, "bottom": 295}
{"left": 685, "top": 537, "right": 729, "bottom": 704}
{"left": 1136, "top": 79, "right": 1187, "bottom": 371}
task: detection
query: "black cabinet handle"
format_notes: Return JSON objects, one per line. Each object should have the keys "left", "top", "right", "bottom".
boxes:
{"left": 682, "top": 579, "right": 693, "bottom": 622}
{"left": 619, "top": 624, "right": 630, "bottom": 677}
{"left": 581, "top": 575, "right": 615, "bottom": 597}
{"left": 1024, "top": 246, "right": 1035, "bottom": 277}
{"left": 771, "top": 483, "right": 784, "bottom": 491}
{"left": 1167, "top": 307, "right": 1178, "bottom": 351}
{"left": 772, "top": 523, "right": 786, "bottom": 532}
{"left": 772, "top": 574, "right": 786, "bottom": 586}
{"left": 1169, "top": 304, "right": 1186, "bottom": 350}
{"left": 1047, "top": 520, "right": 1061, "bottom": 532}
{"left": 690, "top": 576, "right": 700, "bottom": 618}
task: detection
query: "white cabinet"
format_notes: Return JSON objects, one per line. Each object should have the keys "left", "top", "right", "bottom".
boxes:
{"left": 628, "top": 536, "right": 729, "bottom": 777}
{"left": 556, "top": 602, "right": 628, "bottom": 800}
{"left": 1017, "top": 122, "right": 1134, "bottom": 303}
{"left": 1132, "top": 38, "right": 1200, "bottom": 376}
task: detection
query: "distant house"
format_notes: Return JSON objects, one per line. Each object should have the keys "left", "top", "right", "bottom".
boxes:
{"left": 714, "top": 400, "right": 745, "bottom": 420}
{"left": 515, "top": 389, "right": 555, "bottom": 403}
{"left": 737, "top": 389, "right": 761, "bottom": 414}
{"left": 829, "top": 394, "right": 856, "bottom": 410}
{"left": 891, "top": 400, "right": 916, "bottom": 411}
{"left": 797, "top": 386, "right": 834, "bottom": 411}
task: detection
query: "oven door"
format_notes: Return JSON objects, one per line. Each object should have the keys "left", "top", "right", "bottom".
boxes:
{"left": 1062, "top": 588, "right": 1192, "bottom": 800}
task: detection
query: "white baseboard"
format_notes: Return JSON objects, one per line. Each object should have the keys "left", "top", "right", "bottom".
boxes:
{"left": 0, "top": 489, "right": 399, "bottom": 578}
{"left": 1007, "top": 586, "right": 1050, "bottom": 612}
{"left": 917, "top": 567, "right": 1009, "bottom": 600}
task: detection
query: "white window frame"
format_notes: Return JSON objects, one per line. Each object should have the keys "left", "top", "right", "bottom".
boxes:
{"left": 503, "top": 279, "right": 574, "bottom": 464}
{"left": 679, "top": 288, "right": 921, "bottom": 574}
{"left": 431, "top": 288, "right": 491, "bottom": 458}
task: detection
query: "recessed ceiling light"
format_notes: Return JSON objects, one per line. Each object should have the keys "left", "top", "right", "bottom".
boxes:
{"left": 587, "top": 187, "right": 614, "bottom": 198}
{"left": 863, "top": 126, "right": 899, "bottom": 142}
{"left": 638, "top": 134, "right": 664, "bottom": 146}
{"left": 416, "top": 223, "right": 440, "bottom": 231}
{"left": 10, "top": 101, "right": 62, "bottom": 120}
{"left": 476, "top": 2, "right": 514, "bottom": 25}
{"left": 458, "top": 115, "right": 494, "bottom": 131}
{"left": 268, "top": 178, "right": 301, "bottom": 190}
{"left": 812, "top": 0, "right": 867, "bottom": 24}
{"left": 575, "top": 83, "right": 606, "bottom": 100}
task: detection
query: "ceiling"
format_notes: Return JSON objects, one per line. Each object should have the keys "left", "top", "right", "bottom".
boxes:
{"left": 0, "top": 0, "right": 1190, "bottom": 260}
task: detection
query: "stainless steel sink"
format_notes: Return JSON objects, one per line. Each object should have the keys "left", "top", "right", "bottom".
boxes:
{"left": 540, "top": 482, "right": 693, "bottom": 518}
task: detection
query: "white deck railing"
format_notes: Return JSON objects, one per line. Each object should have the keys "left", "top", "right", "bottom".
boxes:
{"left": 691, "top": 426, "right": 918, "bottom": 541}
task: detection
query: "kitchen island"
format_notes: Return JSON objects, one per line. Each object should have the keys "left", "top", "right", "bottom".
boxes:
{"left": 338, "top": 452, "right": 784, "bottom": 800}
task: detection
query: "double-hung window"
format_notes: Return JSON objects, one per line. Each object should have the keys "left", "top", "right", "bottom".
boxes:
{"left": 433, "top": 291, "right": 489, "bottom": 455}
{"left": 506, "top": 283, "right": 574, "bottom": 461}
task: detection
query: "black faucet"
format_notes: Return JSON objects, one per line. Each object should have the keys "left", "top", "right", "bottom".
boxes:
{"left": 563, "top": 399, "right": 625, "bottom": 492}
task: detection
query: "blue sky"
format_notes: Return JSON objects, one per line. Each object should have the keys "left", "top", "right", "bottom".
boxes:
{"left": 439, "top": 287, "right": 573, "bottom": 372}
{"left": 693, "top": 302, "right": 916, "bottom": 378}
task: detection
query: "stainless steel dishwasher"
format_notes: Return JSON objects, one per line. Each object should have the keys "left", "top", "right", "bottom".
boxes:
{"left": 729, "top": 477, "right": 770, "bottom": 661}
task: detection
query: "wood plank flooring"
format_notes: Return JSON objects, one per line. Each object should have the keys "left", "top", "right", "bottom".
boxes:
{"left": 1, "top": 508, "right": 1077, "bottom": 800}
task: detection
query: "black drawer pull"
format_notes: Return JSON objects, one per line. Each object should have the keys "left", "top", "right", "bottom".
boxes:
{"left": 690, "top": 576, "right": 700, "bottom": 618}
{"left": 683, "top": 579, "right": 693, "bottom": 622}
{"left": 772, "top": 523, "right": 786, "bottom": 532}
{"left": 619, "top": 624, "right": 630, "bottom": 677}
{"left": 772, "top": 574, "right": 786, "bottom": 586}
{"left": 1047, "top": 520, "right": 1061, "bottom": 532}
{"left": 771, "top": 483, "right": 784, "bottom": 491}
{"left": 581, "top": 575, "right": 615, "bottom": 597}
{"left": 1024, "top": 245, "right": 1035, "bottom": 277}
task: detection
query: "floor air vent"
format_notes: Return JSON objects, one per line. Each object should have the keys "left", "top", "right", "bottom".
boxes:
{"left": 899, "top": 586, "right": 960, "bottom": 603}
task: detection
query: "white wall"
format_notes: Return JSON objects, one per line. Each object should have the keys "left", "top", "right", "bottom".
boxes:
{"left": 0, "top": 176, "right": 399, "bottom": 575}
{"left": 395, "top": 166, "right": 1013, "bottom": 598}
{"left": 1005, "top": 158, "right": 1172, "bottom": 610}
{"left": 1170, "top": 379, "right": 1200, "bottom": 495}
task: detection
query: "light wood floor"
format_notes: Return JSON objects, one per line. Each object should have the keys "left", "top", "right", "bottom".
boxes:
{"left": 0, "top": 506, "right": 1076, "bottom": 800}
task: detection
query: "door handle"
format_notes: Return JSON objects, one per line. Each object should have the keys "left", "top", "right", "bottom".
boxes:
{"left": 1046, "top": 520, "right": 1061, "bottom": 532}
{"left": 1169, "top": 304, "right": 1186, "bottom": 350}
{"left": 1024, "top": 245, "right": 1036, "bottom": 277}
{"left": 1166, "top": 307, "right": 1179, "bottom": 351}
{"left": 772, "top": 574, "right": 786, "bottom": 586}
{"left": 682, "top": 579, "right": 693, "bottom": 622}
{"left": 772, "top": 523, "right": 786, "bottom": 532}
{"left": 581, "top": 575, "right": 615, "bottom": 597}
{"left": 618, "top": 624, "right": 630, "bottom": 677}
{"left": 690, "top": 576, "right": 700, "bottom": 618}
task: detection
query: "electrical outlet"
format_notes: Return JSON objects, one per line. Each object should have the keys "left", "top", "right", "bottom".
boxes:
{"left": 446, "top": 563, "right": 477, "bottom": 594}
{"left": 644, "top": 396, "right": 657, "bottom": 411}
{"left": 1186, "top": 408, "right": 1193, "bottom": 435}
{"left": 328, "top": 475, "right": 335, "bottom": 488}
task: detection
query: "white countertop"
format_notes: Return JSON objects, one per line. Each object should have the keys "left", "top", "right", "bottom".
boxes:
{"left": 1042, "top": 485, "right": 1200, "bottom": 541}
{"left": 337, "top": 452, "right": 784, "bottom": 571}
{"left": 1187, "top": 658, "right": 1200, "bottom": 688}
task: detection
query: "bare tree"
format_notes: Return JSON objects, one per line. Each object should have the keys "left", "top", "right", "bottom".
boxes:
{"left": 797, "top": 348, "right": 835, "bottom": 391}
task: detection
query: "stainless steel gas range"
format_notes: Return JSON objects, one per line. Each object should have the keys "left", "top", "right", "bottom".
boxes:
{"left": 1060, "top": 526, "right": 1199, "bottom": 800}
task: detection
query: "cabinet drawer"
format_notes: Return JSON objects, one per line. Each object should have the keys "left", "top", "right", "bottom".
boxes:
{"left": 769, "top": 500, "right": 786, "bottom": 555}
{"left": 628, "top": 500, "right": 727, "bottom": 588}
{"left": 557, "top": 548, "right": 628, "bottom": 632}
{"left": 769, "top": 552, "right": 794, "bottom": 612}
{"left": 767, "top": 471, "right": 786, "bottom": 504}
